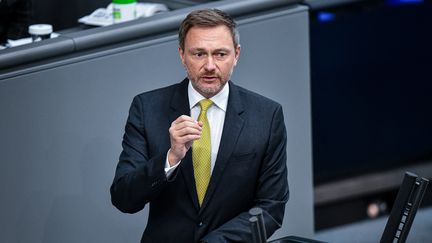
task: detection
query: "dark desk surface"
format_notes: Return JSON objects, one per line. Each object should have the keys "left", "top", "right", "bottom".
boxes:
{"left": 269, "top": 236, "right": 327, "bottom": 243}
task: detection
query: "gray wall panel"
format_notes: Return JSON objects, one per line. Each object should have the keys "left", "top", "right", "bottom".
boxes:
{"left": 0, "top": 6, "right": 312, "bottom": 242}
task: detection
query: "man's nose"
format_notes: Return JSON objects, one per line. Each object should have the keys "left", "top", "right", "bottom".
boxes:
{"left": 204, "top": 57, "right": 216, "bottom": 71}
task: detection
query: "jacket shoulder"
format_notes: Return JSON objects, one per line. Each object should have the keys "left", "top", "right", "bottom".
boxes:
{"left": 232, "top": 83, "right": 282, "bottom": 110}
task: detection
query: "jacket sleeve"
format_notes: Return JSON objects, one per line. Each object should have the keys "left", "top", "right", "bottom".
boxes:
{"left": 202, "top": 105, "right": 289, "bottom": 242}
{"left": 110, "top": 95, "right": 171, "bottom": 213}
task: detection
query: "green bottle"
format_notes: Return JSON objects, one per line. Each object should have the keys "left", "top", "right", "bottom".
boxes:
{"left": 112, "top": 0, "right": 137, "bottom": 23}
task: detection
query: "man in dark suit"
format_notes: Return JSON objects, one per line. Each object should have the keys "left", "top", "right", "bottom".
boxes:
{"left": 110, "top": 9, "right": 288, "bottom": 243}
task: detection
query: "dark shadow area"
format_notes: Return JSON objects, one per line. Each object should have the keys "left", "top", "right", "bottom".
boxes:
{"left": 310, "top": 0, "right": 432, "bottom": 184}
{"left": 310, "top": 0, "right": 432, "bottom": 229}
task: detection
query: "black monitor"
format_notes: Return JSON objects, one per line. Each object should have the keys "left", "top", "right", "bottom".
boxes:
{"left": 310, "top": 0, "right": 432, "bottom": 184}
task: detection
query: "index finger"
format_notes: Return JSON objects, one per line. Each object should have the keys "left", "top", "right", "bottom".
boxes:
{"left": 172, "top": 115, "right": 197, "bottom": 125}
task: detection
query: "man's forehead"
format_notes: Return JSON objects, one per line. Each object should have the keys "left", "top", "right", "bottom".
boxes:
{"left": 184, "top": 26, "right": 235, "bottom": 47}
{"left": 186, "top": 25, "right": 230, "bottom": 36}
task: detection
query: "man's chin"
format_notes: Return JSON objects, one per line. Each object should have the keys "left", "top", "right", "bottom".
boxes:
{"left": 197, "top": 85, "right": 223, "bottom": 98}
{"left": 201, "top": 88, "right": 219, "bottom": 97}
{"left": 190, "top": 78, "right": 227, "bottom": 97}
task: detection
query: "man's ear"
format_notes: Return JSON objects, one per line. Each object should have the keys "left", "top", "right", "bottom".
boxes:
{"left": 234, "top": 45, "right": 241, "bottom": 66}
{"left": 178, "top": 47, "right": 186, "bottom": 66}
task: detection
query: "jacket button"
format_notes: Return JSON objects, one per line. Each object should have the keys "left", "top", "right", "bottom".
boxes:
{"left": 198, "top": 222, "right": 203, "bottom": 227}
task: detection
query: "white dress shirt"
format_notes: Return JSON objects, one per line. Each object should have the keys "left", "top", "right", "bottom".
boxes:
{"left": 164, "top": 80, "right": 229, "bottom": 177}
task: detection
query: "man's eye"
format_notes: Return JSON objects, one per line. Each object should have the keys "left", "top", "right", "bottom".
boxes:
{"left": 194, "top": 52, "right": 205, "bottom": 57}
{"left": 215, "top": 53, "right": 228, "bottom": 59}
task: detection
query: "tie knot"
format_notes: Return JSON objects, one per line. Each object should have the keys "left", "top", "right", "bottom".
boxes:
{"left": 199, "top": 99, "right": 213, "bottom": 112}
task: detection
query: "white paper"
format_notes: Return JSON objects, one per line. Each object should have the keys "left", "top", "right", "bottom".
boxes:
{"left": 78, "top": 3, "right": 168, "bottom": 27}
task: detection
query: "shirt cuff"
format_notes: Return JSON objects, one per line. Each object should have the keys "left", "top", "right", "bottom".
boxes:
{"left": 165, "top": 149, "right": 181, "bottom": 178}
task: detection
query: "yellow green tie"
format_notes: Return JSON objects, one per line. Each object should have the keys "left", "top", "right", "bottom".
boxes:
{"left": 193, "top": 99, "right": 213, "bottom": 206}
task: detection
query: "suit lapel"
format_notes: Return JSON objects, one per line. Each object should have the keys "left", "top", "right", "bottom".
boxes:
{"left": 200, "top": 82, "right": 245, "bottom": 212}
{"left": 169, "top": 79, "right": 200, "bottom": 211}
{"left": 168, "top": 79, "right": 190, "bottom": 131}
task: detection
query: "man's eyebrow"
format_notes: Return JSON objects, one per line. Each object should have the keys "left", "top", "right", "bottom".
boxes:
{"left": 188, "top": 48, "right": 232, "bottom": 53}
{"left": 213, "top": 48, "right": 231, "bottom": 53}
{"left": 188, "top": 48, "right": 206, "bottom": 52}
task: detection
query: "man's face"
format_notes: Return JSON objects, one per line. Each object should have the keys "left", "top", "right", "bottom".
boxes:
{"left": 179, "top": 25, "right": 240, "bottom": 98}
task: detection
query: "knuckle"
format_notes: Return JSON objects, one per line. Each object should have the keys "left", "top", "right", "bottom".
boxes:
{"left": 169, "top": 127, "right": 175, "bottom": 135}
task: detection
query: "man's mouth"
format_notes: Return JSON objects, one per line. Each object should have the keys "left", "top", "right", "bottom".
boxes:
{"left": 201, "top": 76, "right": 218, "bottom": 81}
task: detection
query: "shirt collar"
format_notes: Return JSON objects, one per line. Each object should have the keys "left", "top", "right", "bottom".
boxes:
{"left": 188, "top": 80, "right": 229, "bottom": 112}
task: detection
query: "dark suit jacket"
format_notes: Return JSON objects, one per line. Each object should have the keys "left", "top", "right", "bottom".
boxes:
{"left": 110, "top": 79, "right": 289, "bottom": 243}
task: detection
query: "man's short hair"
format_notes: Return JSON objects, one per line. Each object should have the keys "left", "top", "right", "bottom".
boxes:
{"left": 178, "top": 9, "right": 240, "bottom": 50}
